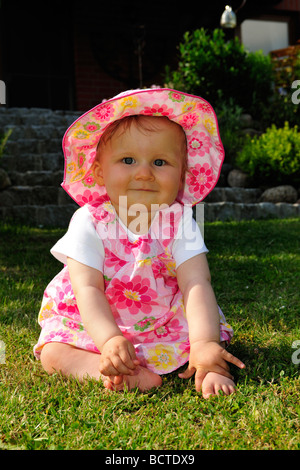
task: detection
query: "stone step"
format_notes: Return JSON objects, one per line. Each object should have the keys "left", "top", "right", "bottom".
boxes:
{"left": 0, "top": 107, "right": 81, "bottom": 127}
{"left": 3, "top": 137, "right": 62, "bottom": 156}
{"left": 2, "top": 124, "right": 67, "bottom": 141}
{"left": 0, "top": 185, "right": 74, "bottom": 206}
{"left": 8, "top": 170, "right": 63, "bottom": 186}
{"left": 0, "top": 204, "right": 78, "bottom": 228}
{"left": 1, "top": 152, "right": 64, "bottom": 172}
{"left": 205, "top": 187, "right": 262, "bottom": 203}
{"left": 202, "top": 202, "right": 300, "bottom": 222}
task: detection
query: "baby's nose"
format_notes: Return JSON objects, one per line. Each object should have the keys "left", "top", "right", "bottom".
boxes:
{"left": 135, "top": 163, "right": 154, "bottom": 180}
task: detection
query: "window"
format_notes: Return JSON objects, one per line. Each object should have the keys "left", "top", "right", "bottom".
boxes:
{"left": 241, "top": 19, "right": 289, "bottom": 55}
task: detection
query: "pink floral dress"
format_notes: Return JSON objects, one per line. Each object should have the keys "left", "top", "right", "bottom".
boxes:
{"left": 34, "top": 199, "right": 233, "bottom": 374}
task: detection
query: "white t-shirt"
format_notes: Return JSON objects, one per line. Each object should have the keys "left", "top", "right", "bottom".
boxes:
{"left": 51, "top": 205, "right": 208, "bottom": 272}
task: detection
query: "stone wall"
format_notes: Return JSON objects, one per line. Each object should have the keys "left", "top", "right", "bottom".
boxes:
{"left": 0, "top": 107, "right": 79, "bottom": 227}
{"left": 0, "top": 107, "right": 299, "bottom": 228}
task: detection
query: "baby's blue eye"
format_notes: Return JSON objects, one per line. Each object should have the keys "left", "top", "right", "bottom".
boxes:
{"left": 154, "top": 159, "right": 165, "bottom": 166}
{"left": 122, "top": 157, "right": 135, "bottom": 164}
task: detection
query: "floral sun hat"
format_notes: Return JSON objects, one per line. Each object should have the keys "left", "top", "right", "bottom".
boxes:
{"left": 62, "top": 88, "right": 224, "bottom": 207}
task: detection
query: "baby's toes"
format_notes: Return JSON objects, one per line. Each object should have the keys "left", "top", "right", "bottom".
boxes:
{"left": 201, "top": 372, "right": 236, "bottom": 399}
{"left": 202, "top": 383, "right": 215, "bottom": 399}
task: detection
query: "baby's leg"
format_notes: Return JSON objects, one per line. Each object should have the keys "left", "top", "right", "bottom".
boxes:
{"left": 201, "top": 372, "right": 236, "bottom": 399}
{"left": 41, "top": 342, "right": 102, "bottom": 381}
{"left": 40, "top": 342, "right": 162, "bottom": 391}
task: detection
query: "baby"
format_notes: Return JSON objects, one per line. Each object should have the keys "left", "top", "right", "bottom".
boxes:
{"left": 34, "top": 88, "right": 245, "bottom": 398}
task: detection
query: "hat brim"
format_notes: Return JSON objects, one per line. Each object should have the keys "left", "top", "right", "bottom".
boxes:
{"left": 62, "top": 88, "right": 224, "bottom": 207}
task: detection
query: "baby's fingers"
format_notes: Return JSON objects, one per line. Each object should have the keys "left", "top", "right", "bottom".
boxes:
{"left": 110, "top": 354, "right": 137, "bottom": 376}
{"left": 221, "top": 349, "right": 245, "bottom": 369}
{"left": 178, "top": 364, "right": 195, "bottom": 380}
{"left": 118, "top": 346, "right": 140, "bottom": 374}
{"left": 194, "top": 368, "right": 208, "bottom": 392}
{"left": 99, "top": 357, "right": 122, "bottom": 377}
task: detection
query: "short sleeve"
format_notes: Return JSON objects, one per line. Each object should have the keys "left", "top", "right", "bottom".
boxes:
{"left": 50, "top": 206, "right": 105, "bottom": 272}
{"left": 172, "top": 206, "right": 208, "bottom": 268}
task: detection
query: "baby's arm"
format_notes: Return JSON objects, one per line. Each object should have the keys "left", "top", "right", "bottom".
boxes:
{"left": 67, "top": 257, "right": 139, "bottom": 377}
{"left": 176, "top": 253, "right": 245, "bottom": 391}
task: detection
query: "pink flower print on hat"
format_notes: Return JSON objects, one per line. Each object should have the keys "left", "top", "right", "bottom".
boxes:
{"left": 186, "top": 162, "right": 216, "bottom": 199}
{"left": 82, "top": 172, "right": 96, "bottom": 189}
{"left": 83, "top": 122, "right": 101, "bottom": 133}
{"left": 215, "top": 141, "right": 225, "bottom": 160}
{"left": 73, "top": 129, "right": 89, "bottom": 140}
{"left": 142, "top": 103, "right": 175, "bottom": 118}
{"left": 197, "top": 102, "right": 213, "bottom": 114}
{"left": 187, "top": 131, "right": 212, "bottom": 157}
{"left": 92, "top": 102, "right": 115, "bottom": 121}
{"left": 168, "top": 91, "right": 185, "bottom": 103}
{"left": 62, "top": 88, "right": 225, "bottom": 206}
{"left": 77, "top": 152, "right": 86, "bottom": 168}
{"left": 179, "top": 112, "right": 199, "bottom": 130}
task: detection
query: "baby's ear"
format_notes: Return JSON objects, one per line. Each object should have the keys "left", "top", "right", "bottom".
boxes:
{"left": 93, "top": 161, "right": 105, "bottom": 186}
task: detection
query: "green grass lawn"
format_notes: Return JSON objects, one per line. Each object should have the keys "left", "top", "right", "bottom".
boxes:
{"left": 0, "top": 218, "right": 299, "bottom": 450}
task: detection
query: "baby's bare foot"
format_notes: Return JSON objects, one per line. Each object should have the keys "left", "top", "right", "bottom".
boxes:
{"left": 201, "top": 372, "right": 236, "bottom": 399}
{"left": 102, "top": 366, "right": 162, "bottom": 392}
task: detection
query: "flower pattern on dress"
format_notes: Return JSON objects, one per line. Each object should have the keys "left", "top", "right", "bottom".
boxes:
{"left": 134, "top": 316, "right": 156, "bottom": 332}
{"left": 44, "top": 329, "right": 74, "bottom": 344}
{"left": 62, "top": 318, "right": 84, "bottom": 332}
{"left": 106, "top": 275, "right": 158, "bottom": 315}
{"left": 76, "top": 189, "right": 102, "bottom": 206}
{"left": 104, "top": 247, "right": 127, "bottom": 271}
{"left": 147, "top": 344, "right": 179, "bottom": 371}
{"left": 55, "top": 283, "right": 78, "bottom": 316}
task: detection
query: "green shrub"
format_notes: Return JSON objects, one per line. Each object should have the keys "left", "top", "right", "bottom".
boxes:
{"left": 260, "top": 92, "right": 300, "bottom": 130}
{"left": 236, "top": 122, "right": 300, "bottom": 186}
{"left": 215, "top": 98, "right": 247, "bottom": 164}
{"left": 164, "top": 28, "right": 273, "bottom": 116}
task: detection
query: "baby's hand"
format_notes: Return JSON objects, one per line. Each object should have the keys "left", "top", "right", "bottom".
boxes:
{"left": 178, "top": 340, "right": 245, "bottom": 392}
{"left": 99, "top": 335, "right": 140, "bottom": 378}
